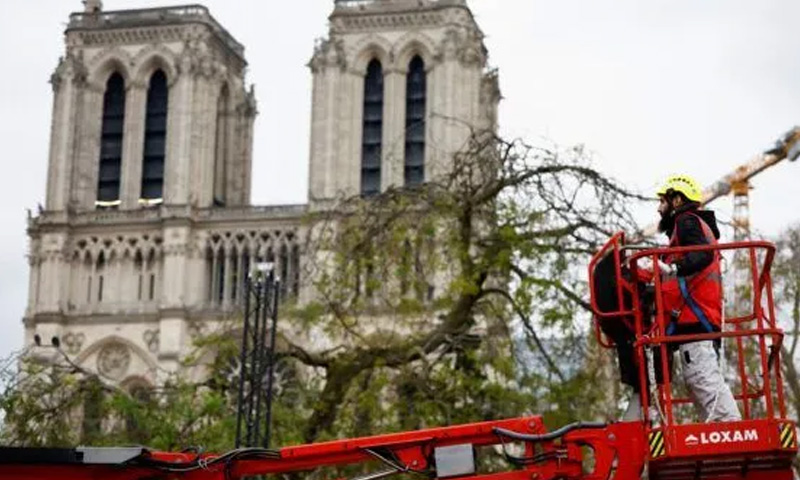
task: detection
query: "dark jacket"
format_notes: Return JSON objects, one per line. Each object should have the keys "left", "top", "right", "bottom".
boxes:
{"left": 662, "top": 204, "right": 722, "bottom": 337}
{"left": 662, "top": 205, "right": 720, "bottom": 277}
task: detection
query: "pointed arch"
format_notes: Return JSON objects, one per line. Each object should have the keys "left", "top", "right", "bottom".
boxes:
{"left": 141, "top": 70, "right": 169, "bottom": 202}
{"left": 96, "top": 251, "right": 106, "bottom": 270}
{"left": 134, "top": 249, "right": 145, "bottom": 301}
{"left": 95, "top": 251, "right": 106, "bottom": 302}
{"left": 351, "top": 35, "right": 393, "bottom": 75}
{"left": 205, "top": 245, "right": 215, "bottom": 303}
{"left": 121, "top": 376, "right": 153, "bottom": 390}
{"left": 132, "top": 47, "right": 178, "bottom": 87}
{"left": 394, "top": 32, "right": 437, "bottom": 71}
{"left": 229, "top": 244, "right": 240, "bottom": 302}
{"left": 96, "top": 72, "right": 126, "bottom": 207}
{"left": 87, "top": 48, "right": 134, "bottom": 89}
{"left": 279, "top": 243, "right": 289, "bottom": 300}
{"left": 74, "top": 335, "right": 159, "bottom": 375}
{"left": 361, "top": 58, "right": 383, "bottom": 197}
{"left": 291, "top": 243, "right": 301, "bottom": 298}
{"left": 404, "top": 55, "right": 427, "bottom": 187}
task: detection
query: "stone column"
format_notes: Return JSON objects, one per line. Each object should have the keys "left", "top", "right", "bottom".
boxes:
{"left": 308, "top": 39, "right": 345, "bottom": 202}
{"left": 197, "top": 77, "right": 220, "bottom": 207}
{"left": 382, "top": 68, "right": 406, "bottom": 190}
{"left": 424, "top": 63, "right": 437, "bottom": 181}
{"left": 25, "top": 249, "right": 41, "bottom": 317}
{"left": 45, "top": 61, "right": 80, "bottom": 211}
{"left": 163, "top": 57, "right": 194, "bottom": 206}
{"left": 342, "top": 71, "right": 363, "bottom": 198}
{"left": 238, "top": 96, "right": 256, "bottom": 204}
{"left": 73, "top": 85, "right": 105, "bottom": 210}
{"left": 38, "top": 233, "right": 67, "bottom": 313}
{"left": 426, "top": 62, "right": 444, "bottom": 180}
{"left": 120, "top": 82, "right": 147, "bottom": 209}
{"left": 308, "top": 63, "right": 337, "bottom": 200}
{"left": 158, "top": 224, "right": 190, "bottom": 374}
{"left": 161, "top": 225, "right": 190, "bottom": 309}
{"left": 157, "top": 316, "right": 183, "bottom": 377}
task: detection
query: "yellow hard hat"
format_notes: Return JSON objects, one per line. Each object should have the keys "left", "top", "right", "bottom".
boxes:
{"left": 656, "top": 174, "right": 703, "bottom": 203}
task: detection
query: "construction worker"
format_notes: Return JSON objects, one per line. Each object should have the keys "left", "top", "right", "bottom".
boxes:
{"left": 654, "top": 174, "right": 741, "bottom": 422}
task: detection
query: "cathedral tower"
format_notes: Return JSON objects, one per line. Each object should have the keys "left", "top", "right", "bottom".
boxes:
{"left": 46, "top": 2, "right": 254, "bottom": 213}
{"left": 27, "top": 2, "right": 259, "bottom": 382}
{"left": 24, "top": 0, "right": 495, "bottom": 386}
{"left": 307, "top": 0, "right": 500, "bottom": 203}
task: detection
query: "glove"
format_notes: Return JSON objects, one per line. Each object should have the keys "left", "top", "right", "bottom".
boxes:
{"left": 657, "top": 260, "right": 678, "bottom": 276}
{"left": 635, "top": 256, "right": 655, "bottom": 273}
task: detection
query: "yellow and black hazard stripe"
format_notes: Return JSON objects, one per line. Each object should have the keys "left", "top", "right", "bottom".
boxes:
{"left": 779, "top": 423, "right": 797, "bottom": 449}
{"left": 649, "top": 430, "right": 666, "bottom": 458}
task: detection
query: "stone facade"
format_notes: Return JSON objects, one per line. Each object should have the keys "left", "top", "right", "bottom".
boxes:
{"left": 309, "top": 0, "right": 499, "bottom": 202}
{"left": 24, "top": 0, "right": 498, "bottom": 387}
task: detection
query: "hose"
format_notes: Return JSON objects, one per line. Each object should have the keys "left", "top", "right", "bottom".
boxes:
{"left": 493, "top": 421, "right": 607, "bottom": 443}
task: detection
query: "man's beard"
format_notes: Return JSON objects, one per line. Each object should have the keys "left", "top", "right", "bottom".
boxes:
{"left": 658, "top": 206, "right": 675, "bottom": 233}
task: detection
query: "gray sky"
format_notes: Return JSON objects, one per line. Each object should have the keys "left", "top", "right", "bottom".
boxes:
{"left": 0, "top": 0, "right": 798, "bottom": 358}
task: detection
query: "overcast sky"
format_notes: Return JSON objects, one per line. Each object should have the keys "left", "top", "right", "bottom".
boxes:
{"left": 0, "top": 0, "right": 798, "bottom": 358}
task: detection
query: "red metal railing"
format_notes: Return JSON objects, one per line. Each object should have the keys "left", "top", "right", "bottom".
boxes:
{"left": 589, "top": 235, "right": 788, "bottom": 429}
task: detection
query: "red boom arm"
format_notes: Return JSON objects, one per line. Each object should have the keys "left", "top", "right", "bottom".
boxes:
{"left": 0, "top": 417, "right": 648, "bottom": 480}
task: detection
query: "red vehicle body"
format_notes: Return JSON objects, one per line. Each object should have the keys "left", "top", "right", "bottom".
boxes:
{"left": 0, "top": 235, "right": 795, "bottom": 480}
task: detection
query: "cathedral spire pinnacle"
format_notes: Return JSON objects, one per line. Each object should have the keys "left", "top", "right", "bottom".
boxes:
{"left": 82, "top": 0, "right": 102, "bottom": 13}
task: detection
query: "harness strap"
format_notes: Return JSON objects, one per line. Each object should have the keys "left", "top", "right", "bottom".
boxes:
{"left": 678, "top": 276, "right": 715, "bottom": 333}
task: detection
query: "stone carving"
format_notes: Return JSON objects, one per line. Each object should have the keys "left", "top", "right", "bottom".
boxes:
{"left": 244, "top": 85, "right": 258, "bottom": 117}
{"left": 143, "top": 329, "right": 159, "bottom": 353}
{"left": 50, "top": 53, "right": 88, "bottom": 93}
{"left": 96, "top": 343, "right": 131, "bottom": 380}
{"left": 73, "top": 26, "right": 187, "bottom": 50}
{"left": 204, "top": 228, "right": 300, "bottom": 256}
{"left": 436, "top": 28, "right": 460, "bottom": 62}
{"left": 131, "top": 43, "right": 179, "bottom": 85}
{"left": 87, "top": 46, "right": 134, "bottom": 72}
{"left": 333, "top": 12, "right": 445, "bottom": 32}
{"left": 204, "top": 228, "right": 302, "bottom": 306}
{"left": 177, "top": 41, "right": 229, "bottom": 80}
{"left": 62, "top": 332, "right": 86, "bottom": 355}
{"left": 347, "top": 33, "right": 393, "bottom": 71}
{"left": 392, "top": 31, "right": 437, "bottom": 67}
{"left": 309, "top": 38, "right": 347, "bottom": 73}
{"left": 187, "top": 321, "right": 207, "bottom": 340}
{"left": 435, "top": 28, "right": 485, "bottom": 67}
{"left": 69, "top": 233, "right": 163, "bottom": 265}
{"left": 458, "top": 32, "right": 485, "bottom": 67}
{"left": 83, "top": 0, "right": 103, "bottom": 14}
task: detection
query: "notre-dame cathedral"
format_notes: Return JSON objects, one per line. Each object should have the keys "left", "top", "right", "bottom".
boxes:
{"left": 24, "top": 0, "right": 498, "bottom": 388}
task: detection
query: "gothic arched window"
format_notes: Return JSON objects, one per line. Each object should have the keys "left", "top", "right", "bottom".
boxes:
{"left": 361, "top": 59, "right": 383, "bottom": 197}
{"left": 141, "top": 70, "right": 168, "bottom": 203}
{"left": 96, "top": 73, "right": 126, "bottom": 207}
{"left": 404, "top": 56, "right": 426, "bottom": 187}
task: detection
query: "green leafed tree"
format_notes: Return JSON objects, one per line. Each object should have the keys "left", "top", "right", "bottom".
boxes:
{"left": 770, "top": 224, "right": 800, "bottom": 473}
{"left": 0, "top": 131, "right": 646, "bottom": 450}
{"left": 282, "top": 131, "right": 645, "bottom": 443}
{"left": 773, "top": 225, "right": 800, "bottom": 414}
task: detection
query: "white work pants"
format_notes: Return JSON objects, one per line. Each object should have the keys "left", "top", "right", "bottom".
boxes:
{"left": 679, "top": 340, "right": 741, "bottom": 422}
{"left": 621, "top": 341, "right": 741, "bottom": 423}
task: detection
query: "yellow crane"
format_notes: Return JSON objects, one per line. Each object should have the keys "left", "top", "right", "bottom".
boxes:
{"left": 641, "top": 126, "right": 800, "bottom": 240}
{"left": 707, "top": 127, "right": 800, "bottom": 241}
{"left": 640, "top": 126, "right": 800, "bottom": 314}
